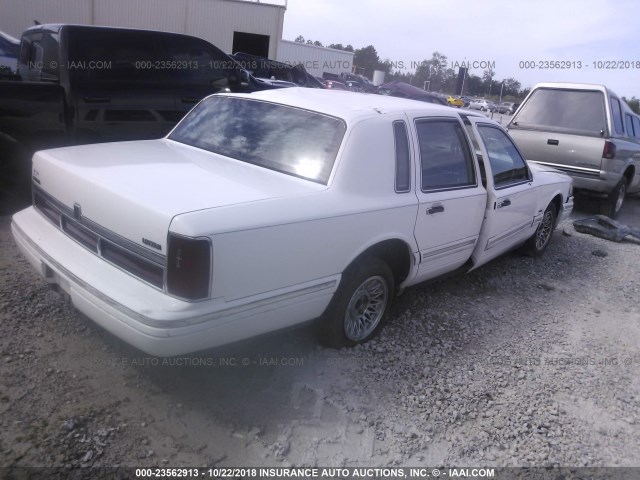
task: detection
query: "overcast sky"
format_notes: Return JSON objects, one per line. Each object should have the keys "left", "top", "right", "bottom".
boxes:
{"left": 282, "top": 0, "right": 639, "bottom": 98}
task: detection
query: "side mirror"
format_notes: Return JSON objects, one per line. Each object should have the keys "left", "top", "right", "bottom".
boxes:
{"left": 240, "top": 69, "right": 250, "bottom": 87}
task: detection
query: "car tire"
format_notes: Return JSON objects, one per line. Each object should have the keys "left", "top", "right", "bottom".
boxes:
{"left": 599, "top": 178, "right": 626, "bottom": 218}
{"left": 522, "top": 203, "right": 557, "bottom": 257}
{"left": 318, "top": 257, "right": 394, "bottom": 348}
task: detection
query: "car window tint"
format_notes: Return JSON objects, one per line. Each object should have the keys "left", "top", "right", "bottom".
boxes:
{"left": 169, "top": 96, "right": 346, "bottom": 184}
{"left": 624, "top": 113, "right": 635, "bottom": 137}
{"left": 416, "top": 119, "right": 475, "bottom": 191}
{"left": 162, "top": 36, "right": 235, "bottom": 85}
{"left": 633, "top": 117, "right": 640, "bottom": 140}
{"left": 393, "top": 121, "right": 411, "bottom": 192}
{"left": 20, "top": 32, "right": 59, "bottom": 79}
{"left": 68, "top": 28, "right": 159, "bottom": 83}
{"left": 477, "top": 125, "right": 529, "bottom": 188}
{"left": 610, "top": 98, "right": 624, "bottom": 135}
{"left": 514, "top": 88, "right": 606, "bottom": 134}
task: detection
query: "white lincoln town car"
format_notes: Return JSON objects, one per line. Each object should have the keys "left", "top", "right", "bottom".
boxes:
{"left": 12, "top": 88, "right": 573, "bottom": 356}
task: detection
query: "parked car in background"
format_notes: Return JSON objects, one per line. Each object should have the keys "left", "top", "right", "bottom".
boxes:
{"left": 12, "top": 88, "right": 573, "bottom": 355}
{"left": 469, "top": 99, "right": 496, "bottom": 112}
{"left": 344, "top": 80, "right": 363, "bottom": 92}
{"left": 231, "top": 52, "right": 323, "bottom": 89}
{"left": 447, "top": 95, "right": 464, "bottom": 107}
{"left": 341, "top": 73, "right": 376, "bottom": 93}
{"left": 0, "top": 30, "right": 19, "bottom": 75}
{"left": 461, "top": 96, "right": 474, "bottom": 107}
{"left": 497, "top": 102, "right": 519, "bottom": 114}
{"left": 377, "top": 81, "right": 447, "bottom": 105}
{"left": 508, "top": 82, "right": 640, "bottom": 217}
{"left": 0, "top": 24, "right": 274, "bottom": 210}
{"left": 324, "top": 79, "right": 347, "bottom": 90}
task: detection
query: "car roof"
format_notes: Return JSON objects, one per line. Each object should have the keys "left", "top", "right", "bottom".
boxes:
{"left": 531, "top": 82, "right": 615, "bottom": 97}
{"left": 0, "top": 30, "right": 19, "bottom": 45}
{"left": 222, "top": 87, "right": 482, "bottom": 123}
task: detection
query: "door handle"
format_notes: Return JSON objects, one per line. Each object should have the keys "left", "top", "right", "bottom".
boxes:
{"left": 83, "top": 97, "right": 110, "bottom": 103}
{"left": 547, "top": 139, "right": 559, "bottom": 145}
{"left": 498, "top": 199, "right": 511, "bottom": 208}
{"left": 427, "top": 205, "right": 445, "bottom": 215}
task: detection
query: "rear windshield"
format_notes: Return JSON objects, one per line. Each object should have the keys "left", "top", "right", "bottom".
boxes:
{"left": 513, "top": 88, "right": 606, "bottom": 134}
{"left": 169, "top": 96, "right": 346, "bottom": 184}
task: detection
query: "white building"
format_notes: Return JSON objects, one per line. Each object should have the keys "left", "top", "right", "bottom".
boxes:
{"left": 0, "top": 0, "right": 353, "bottom": 76}
{"left": 277, "top": 40, "right": 353, "bottom": 78}
{"left": 0, "top": 0, "right": 286, "bottom": 59}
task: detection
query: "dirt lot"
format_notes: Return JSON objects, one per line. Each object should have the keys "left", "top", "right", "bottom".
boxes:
{"left": 1, "top": 197, "right": 640, "bottom": 470}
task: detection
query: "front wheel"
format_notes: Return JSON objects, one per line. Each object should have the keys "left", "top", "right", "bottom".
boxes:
{"left": 522, "top": 203, "right": 556, "bottom": 257}
{"left": 319, "top": 257, "right": 394, "bottom": 348}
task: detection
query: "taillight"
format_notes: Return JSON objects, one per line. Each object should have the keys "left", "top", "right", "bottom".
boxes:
{"left": 166, "top": 234, "right": 211, "bottom": 300}
{"left": 603, "top": 140, "right": 616, "bottom": 159}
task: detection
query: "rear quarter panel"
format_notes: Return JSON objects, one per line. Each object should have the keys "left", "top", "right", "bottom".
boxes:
{"left": 169, "top": 117, "right": 420, "bottom": 302}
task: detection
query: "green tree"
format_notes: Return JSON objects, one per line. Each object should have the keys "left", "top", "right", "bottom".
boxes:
{"left": 294, "top": 35, "right": 305, "bottom": 43}
{"left": 413, "top": 52, "right": 449, "bottom": 92}
{"left": 502, "top": 78, "right": 522, "bottom": 97}
{"left": 353, "top": 45, "right": 380, "bottom": 78}
{"left": 623, "top": 96, "right": 640, "bottom": 114}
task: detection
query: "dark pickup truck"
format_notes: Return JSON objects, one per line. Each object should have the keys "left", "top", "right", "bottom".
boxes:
{"left": 0, "top": 24, "right": 268, "bottom": 210}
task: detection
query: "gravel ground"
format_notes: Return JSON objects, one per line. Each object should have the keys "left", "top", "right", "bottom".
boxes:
{"left": 1, "top": 197, "right": 640, "bottom": 470}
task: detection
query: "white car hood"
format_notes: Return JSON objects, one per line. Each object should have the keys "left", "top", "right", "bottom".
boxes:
{"left": 33, "top": 139, "right": 324, "bottom": 253}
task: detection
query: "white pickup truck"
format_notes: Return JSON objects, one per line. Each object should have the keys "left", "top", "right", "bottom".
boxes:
{"left": 12, "top": 88, "right": 574, "bottom": 356}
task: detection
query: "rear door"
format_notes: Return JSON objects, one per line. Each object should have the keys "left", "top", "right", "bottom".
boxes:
{"left": 468, "top": 118, "right": 538, "bottom": 267}
{"left": 507, "top": 87, "right": 607, "bottom": 175}
{"left": 411, "top": 115, "right": 487, "bottom": 283}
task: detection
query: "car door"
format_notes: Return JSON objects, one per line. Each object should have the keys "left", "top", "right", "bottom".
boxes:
{"left": 411, "top": 116, "right": 487, "bottom": 283}
{"left": 467, "top": 118, "right": 539, "bottom": 267}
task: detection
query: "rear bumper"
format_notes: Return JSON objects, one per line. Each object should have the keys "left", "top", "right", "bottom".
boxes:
{"left": 11, "top": 207, "right": 336, "bottom": 356}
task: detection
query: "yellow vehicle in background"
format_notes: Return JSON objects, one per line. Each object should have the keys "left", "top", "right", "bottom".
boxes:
{"left": 447, "top": 95, "right": 464, "bottom": 107}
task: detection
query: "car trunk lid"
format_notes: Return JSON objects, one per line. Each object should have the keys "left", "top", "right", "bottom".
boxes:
{"left": 32, "top": 139, "right": 324, "bottom": 254}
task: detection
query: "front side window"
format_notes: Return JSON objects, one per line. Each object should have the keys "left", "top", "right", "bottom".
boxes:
{"left": 169, "top": 96, "right": 346, "bottom": 184}
{"left": 416, "top": 119, "right": 475, "bottom": 191}
{"left": 19, "top": 32, "right": 59, "bottom": 79}
{"left": 477, "top": 125, "right": 530, "bottom": 188}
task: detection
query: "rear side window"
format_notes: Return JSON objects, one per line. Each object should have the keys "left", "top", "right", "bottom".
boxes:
{"left": 68, "top": 28, "right": 158, "bottom": 83}
{"left": 416, "top": 119, "right": 476, "bottom": 191}
{"left": 610, "top": 98, "right": 624, "bottom": 135}
{"left": 162, "top": 36, "right": 237, "bottom": 85}
{"left": 393, "top": 121, "right": 411, "bottom": 192}
{"left": 633, "top": 117, "right": 640, "bottom": 140}
{"left": 513, "top": 88, "right": 606, "bottom": 134}
{"left": 625, "top": 114, "right": 636, "bottom": 137}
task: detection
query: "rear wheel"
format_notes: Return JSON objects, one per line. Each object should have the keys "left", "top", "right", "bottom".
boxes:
{"left": 319, "top": 257, "right": 394, "bottom": 348}
{"left": 523, "top": 203, "right": 556, "bottom": 257}
{"left": 599, "top": 178, "right": 626, "bottom": 218}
